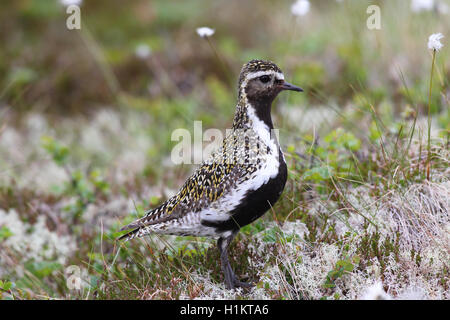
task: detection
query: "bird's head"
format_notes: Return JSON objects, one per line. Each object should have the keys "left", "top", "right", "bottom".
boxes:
{"left": 238, "top": 59, "right": 303, "bottom": 104}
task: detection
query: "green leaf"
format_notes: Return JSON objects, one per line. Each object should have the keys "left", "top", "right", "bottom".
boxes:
{"left": 2, "top": 281, "right": 13, "bottom": 291}
{"left": 303, "top": 166, "right": 334, "bottom": 182}
{"left": 336, "top": 259, "right": 354, "bottom": 272}
{"left": 41, "top": 136, "right": 70, "bottom": 166}
{"left": 25, "top": 261, "right": 62, "bottom": 279}
{"left": 0, "top": 226, "right": 13, "bottom": 241}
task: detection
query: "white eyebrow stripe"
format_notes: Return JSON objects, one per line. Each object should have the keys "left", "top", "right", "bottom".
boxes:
{"left": 245, "top": 71, "right": 285, "bottom": 81}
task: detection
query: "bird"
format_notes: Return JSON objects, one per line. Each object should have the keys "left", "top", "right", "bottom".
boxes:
{"left": 118, "top": 59, "right": 303, "bottom": 289}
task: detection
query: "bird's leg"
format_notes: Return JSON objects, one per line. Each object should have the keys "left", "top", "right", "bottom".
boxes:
{"left": 218, "top": 236, "right": 234, "bottom": 289}
{"left": 217, "top": 234, "right": 253, "bottom": 290}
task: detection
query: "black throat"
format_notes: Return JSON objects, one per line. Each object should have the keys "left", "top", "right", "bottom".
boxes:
{"left": 247, "top": 96, "right": 275, "bottom": 130}
{"left": 233, "top": 92, "right": 276, "bottom": 130}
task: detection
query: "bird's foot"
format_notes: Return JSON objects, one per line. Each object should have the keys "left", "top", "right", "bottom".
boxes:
{"left": 225, "top": 275, "right": 254, "bottom": 290}
{"left": 233, "top": 278, "right": 254, "bottom": 289}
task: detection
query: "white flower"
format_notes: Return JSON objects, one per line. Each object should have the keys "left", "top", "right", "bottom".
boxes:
{"left": 411, "top": 0, "right": 434, "bottom": 12}
{"left": 360, "top": 282, "right": 392, "bottom": 300}
{"left": 196, "top": 27, "right": 215, "bottom": 38}
{"left": 428, "top": 33, "right": 444, "bottom": 51}
{"left": 59, "top": 0, "right": 83, "bottom": 6}
{"left": 291, "top": 0, "right": 310, "bottom": 16}
{"left": 135, "top": 44, "right": 152, "bottom": 59}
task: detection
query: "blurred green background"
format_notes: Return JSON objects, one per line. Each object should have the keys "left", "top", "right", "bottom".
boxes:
{"left": 1, "top": 0, "right": 448, "bottom": 113}
{"left": 1, "top": 0, "right": 449, "bottom": 170}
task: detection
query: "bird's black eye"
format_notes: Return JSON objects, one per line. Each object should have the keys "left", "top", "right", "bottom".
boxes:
{"left": 259, "top": 75, "right": 271, "bottom": 83}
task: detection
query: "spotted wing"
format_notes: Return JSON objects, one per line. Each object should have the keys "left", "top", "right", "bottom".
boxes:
{"left": 118, "top": 164, "right": 252, "bottom": 240}
{"left": 118, "top": 130, "right": 266, "bottom": 241}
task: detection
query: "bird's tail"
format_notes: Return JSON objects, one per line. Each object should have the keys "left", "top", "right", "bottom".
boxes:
{"left": 118, "top": 208, "right": 162, "bottom": 242}
{"left": 117, "top": 227, "right": 141, "bottom": 242}
{"left": 117, "top": 205, "right": 172, "bottom": 242}
{"left": 117, "top": 208, "right": 156, "bottom": 242}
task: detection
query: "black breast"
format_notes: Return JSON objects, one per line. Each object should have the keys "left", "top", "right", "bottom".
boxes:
{"left": 202, "top": 148, "right": 288, "bottom": 233}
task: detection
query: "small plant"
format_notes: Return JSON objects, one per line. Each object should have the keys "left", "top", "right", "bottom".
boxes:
{"left": 0, "top": 280, "right": 14, "bottom": 299}
{"left": 0, "top": 226, "right": 13, "bottom": 241}
{"left": 323, "top": 255, "right": 360, "bottom": 289}
{"left": 289, "top": 127, "right": 363, "bottom": 197}
{"left": 41, "top": 136, "right": 110, "bottom": 223}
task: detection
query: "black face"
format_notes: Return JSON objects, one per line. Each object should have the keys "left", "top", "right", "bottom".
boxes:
{"left": 245, "top": 73, "right": 303, "bottom": 103}
{"left": 235, "top": 60, "right": 303, "bottom": 129}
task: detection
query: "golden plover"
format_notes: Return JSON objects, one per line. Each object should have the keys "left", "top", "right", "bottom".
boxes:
{"left": 119, "top": 59, "right": 303, "bottom": 289}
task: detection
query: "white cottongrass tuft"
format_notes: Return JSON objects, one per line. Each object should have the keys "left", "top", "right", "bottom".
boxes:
{"left": 291, "top": 0, "right": 310, "bottom": 16}
{"left": 196, "top": 27, "right": 215, "bottom": 38}
{"left": 59, "top": 0, "right": 83, "bottom": 6}
{"left": 360, "top": 282, "right": 392, "bottom": 300}
{"left": 135, "top": 44, "right": 152, "bottom": 59}
{"left": 411, "top": 0, "right": 434, "bottom": 12}
{"left": 428, "top": 33, "right": 444, "bottom": 51}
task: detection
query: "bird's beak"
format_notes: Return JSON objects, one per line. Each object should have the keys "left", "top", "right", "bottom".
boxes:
{"left": 280, "top": 81, "right": 303, "bottom": 92}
